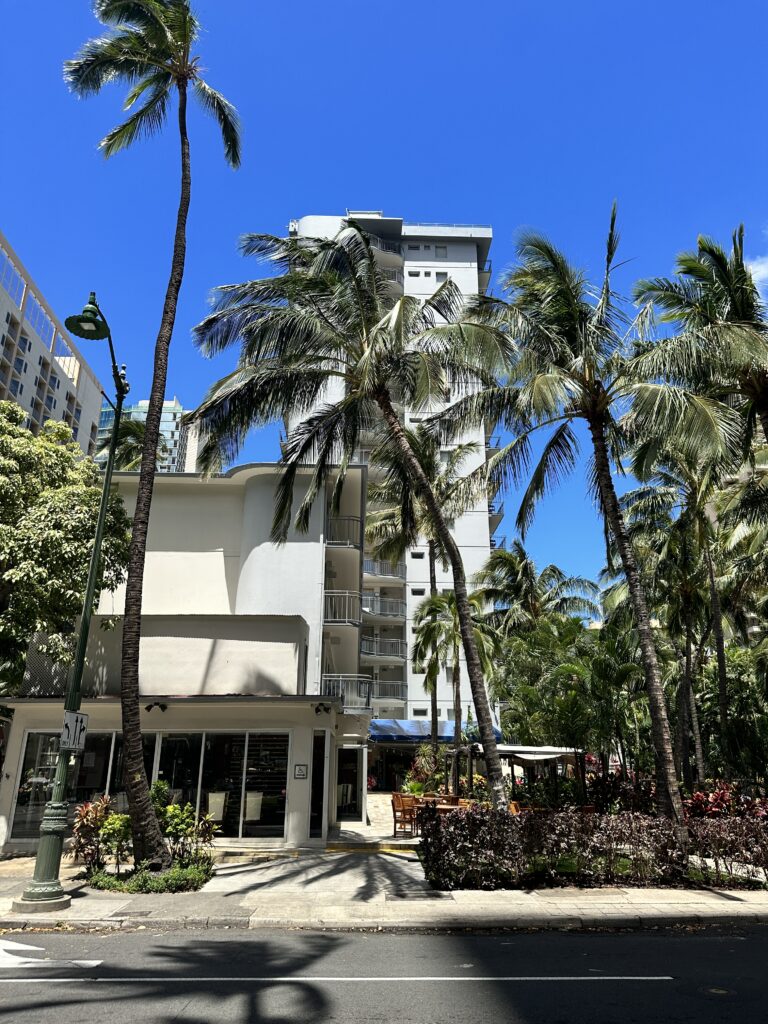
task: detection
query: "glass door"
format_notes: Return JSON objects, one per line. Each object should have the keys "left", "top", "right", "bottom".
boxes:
{"left": 199, "top": 733, "right": 247, "bottom": 839}
{"left": 242, "top": 734, "right": 289, "bottom": 838}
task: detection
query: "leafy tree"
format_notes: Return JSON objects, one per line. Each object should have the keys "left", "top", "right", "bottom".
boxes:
{"left": 66, "top": 0, "right": 240, "bottom": 864}
{"left": 474, "top": 540, "right": 599, "bottom": 635}
{"left": 189, "top": 223, "right": 511, "bottom": 807}
{"left": 0, "top": 402, "right": 130, "bottom": 692}
{"left": 96, "top": 418, "right": 169, "bottom": 471}
{"left": 365, "top": 426, "right": 486, "bottom": 752}
{"left": 443, "top": 208, "right": 739, "bottom": 832}
{"left": 412, "top": 590, "right": 499, "bottom": 794}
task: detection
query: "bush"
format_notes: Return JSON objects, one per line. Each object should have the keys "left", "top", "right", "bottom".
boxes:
{"left": 70, "top": 795, "right": 113, "bottom": 872}
{"left": 418, "top": 804, "right": 767, "bottom": 890}
{"left": 88, "top": 859, "right": 213, "bottom": 894}
{"left": 163, "top": 803, "right": 218, "bottom": 865}
{"left": 99, "top": 813, "right": 133, "bottom": 875}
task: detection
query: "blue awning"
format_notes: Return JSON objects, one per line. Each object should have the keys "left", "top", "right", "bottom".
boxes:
{"left": 368, "top": 718, "right": 502, "bottom": 744}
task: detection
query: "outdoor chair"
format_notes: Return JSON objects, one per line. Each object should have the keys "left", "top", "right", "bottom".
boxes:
{"left": 392, "top": 792, "right": 418, "bottom": 838}
{"left": 508, "top": 801, "right": 522, "bottom": 815}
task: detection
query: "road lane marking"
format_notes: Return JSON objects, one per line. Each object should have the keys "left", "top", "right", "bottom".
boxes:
{"left": 0, "top": 939, "right": 101, "bottom": 971}
{"left": 0, "top": 975, "right": 674, "bottom": 984}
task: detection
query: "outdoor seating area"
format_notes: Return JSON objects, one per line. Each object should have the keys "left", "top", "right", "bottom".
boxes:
{"left": 391, "top": 792, "right": 474, "bottom": 838}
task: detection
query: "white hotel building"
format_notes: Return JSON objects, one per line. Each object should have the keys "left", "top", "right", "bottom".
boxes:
{"left": 0, "top": 230, "right": 103, "bottom": 454}
{"left": 289, "top": 214, "right": 503, "bottom": 759}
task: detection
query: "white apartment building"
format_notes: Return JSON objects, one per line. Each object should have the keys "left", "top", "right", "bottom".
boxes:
{"left": 1, "top": 464, "right": 371, "bottom": 853}
{"left": 96, "top": 395, "right": 197, "bottom": 473}
{"left": 288, "top": 213, "right": 503, "bottom": 747}
{"left": 0, "top": 231, "right": 103, "bottom": 454}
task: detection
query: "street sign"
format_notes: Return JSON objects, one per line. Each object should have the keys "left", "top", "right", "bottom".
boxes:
{"left": 60, "top": 711, "right": 88, "bottom": 752}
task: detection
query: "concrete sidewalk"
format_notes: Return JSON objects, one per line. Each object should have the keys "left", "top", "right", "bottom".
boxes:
{"left": 1, "top": 851, "right": 768, "bottom": 932}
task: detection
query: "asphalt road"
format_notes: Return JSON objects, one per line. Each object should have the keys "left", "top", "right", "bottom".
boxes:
{"left": 0, "top": 925, "right": 763, "bottom": 1023}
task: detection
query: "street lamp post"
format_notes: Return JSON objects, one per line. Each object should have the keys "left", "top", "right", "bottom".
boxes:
{"left": 15, "top": 294, "right": 129, "bottom": 911}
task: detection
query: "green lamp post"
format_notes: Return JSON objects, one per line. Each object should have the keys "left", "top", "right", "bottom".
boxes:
{"left": 15, "top": 294, "right": 129, "bottom": 911}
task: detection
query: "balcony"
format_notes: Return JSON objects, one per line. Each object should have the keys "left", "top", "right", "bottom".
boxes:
{"left": 351, "top": 448, "right": 371, "bottom": 465}
{"left": 326, "top": 516, "right": 362, "bottom": 547}
{"left": 324, "top": 590, "right": 362, "bottom": 624}
{"left": 381, "top": 268, "right": 404, "bottom": 291}
{"left": 489, "top": 536, "right": 507, "bottom": 551}
{"left": 320, "top": 674, "right": 371, "bottom": 710}
{"left": 368, "top": 235, "right": 403, "bottom": 257}
{"left": 488, "top": 500, "right": 504, "bottom": 533}
{"left": 362, "top": 591, "right": 407, "bottom": 618}
{"left": 371, "top": 680, "right": 407, "bottom": 701}
{"left": 361, "top": 637, "right": 408, "bottom": 660}
{"left": 486, "top": 435, "right": 502, "bottom": 455}
{"left": 364, "top": 557, "right": 406, "bottom": 579}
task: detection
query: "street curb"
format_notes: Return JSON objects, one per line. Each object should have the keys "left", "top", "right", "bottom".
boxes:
{"left": 3, "top": 911, "right": 768, "bottom": 933}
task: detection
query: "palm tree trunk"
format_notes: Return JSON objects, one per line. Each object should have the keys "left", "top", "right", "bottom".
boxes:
{"left": 119, "top": 82, "right": 191, "bottom": 866}
{"left": 689, "top": 677, "right": 706, "bottom": 786}
{"left": 587, "top": 417, "right": 685, "bottom": 838}
{"left": 376, "top": 390, "right": 506, "bottom": 808}
{"left": 428, "top": 539, "right": 439, "bottom": 755}
{"left": 452, "top": 661, "right": 462, "bottom": 795}
{"left": 703, "top": 543, "right": 729, "bottom": 740}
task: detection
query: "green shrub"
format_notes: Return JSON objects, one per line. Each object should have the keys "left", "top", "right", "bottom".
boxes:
{"left": 88, "top": 859, "right": 213, "bottom": 894}
{"left": 69, "top": 795, "right": 112, "bottom": 873}
{"left": 150, "top": 780, "right": 171, "bottom": 819}
{"left": 99, "top": 813, "right": 133, "bottom": 875}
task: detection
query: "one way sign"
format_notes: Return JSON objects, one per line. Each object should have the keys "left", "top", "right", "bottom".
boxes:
{"left": 60, "top": 711, "right": 88, "bottom": 752}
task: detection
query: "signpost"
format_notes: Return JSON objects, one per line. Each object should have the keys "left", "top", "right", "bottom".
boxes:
{"left": 60, "top": 712, "right": 88, "bottom": 753}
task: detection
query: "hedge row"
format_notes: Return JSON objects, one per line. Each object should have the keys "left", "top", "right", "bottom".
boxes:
{"left": 418, "top": 805, "right": 768, "bottom": 890}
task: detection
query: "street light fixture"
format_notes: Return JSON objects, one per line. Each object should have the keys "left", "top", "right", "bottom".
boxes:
{"left": 14, "top": 293, "right": 130, "bottom": 912}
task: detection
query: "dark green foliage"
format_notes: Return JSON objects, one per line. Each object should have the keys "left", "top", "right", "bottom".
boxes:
{"left": 88, "top": 860, "right": 212, "bottom": 893}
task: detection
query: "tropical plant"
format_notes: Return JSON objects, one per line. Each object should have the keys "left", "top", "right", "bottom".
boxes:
{"left": 0, "top": 402, "right": 130, "bottom": 693}
{"left": 473, "top": 540, "right": 599, "bottom": 635}
{"left": 411, "top": 590, "right": 500, "bottom": 793}
{"left": 441, "top": 207, "right": 740, "bottom": 834}
{"left": 66, "top": 0, "right": 240, "bottom": 864}
{"left": 96, "top": 417, "right": 169, "bottom": 471}
{"left": 366, "top": 426, "right": 486, "bottom": 751}
{"left": 188, "top": 223, "right": 511, "bottom": 806}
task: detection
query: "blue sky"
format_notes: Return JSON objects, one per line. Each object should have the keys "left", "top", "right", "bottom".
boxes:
{"left": 2, "top": 0, "right": 767, "bottom": 582}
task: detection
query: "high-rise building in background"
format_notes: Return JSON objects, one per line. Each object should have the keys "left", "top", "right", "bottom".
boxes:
{"left": 0, "top": 230, "right": 103, "bottom": 454}
{"left": 96, "top": 395, "right": 201, "bottom": 473}
{"left": 289, "top": 212, "right": 502, "bottom": 728}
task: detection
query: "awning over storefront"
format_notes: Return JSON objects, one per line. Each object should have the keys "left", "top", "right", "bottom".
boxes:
{"left": 369, "top": 719, "right": 502, "bottom": 744}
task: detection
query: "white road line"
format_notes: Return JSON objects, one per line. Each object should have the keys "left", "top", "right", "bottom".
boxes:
{"left": 0, "top": 975, "right": 674, "bottom": 984}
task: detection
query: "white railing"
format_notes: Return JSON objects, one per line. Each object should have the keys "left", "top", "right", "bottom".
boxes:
{"left": 324, "top": 590, "right": 362, "bottom": 624}
{"left": 320, "top": 674, "right": 371, "bottom": 708}
{"left": 362, "top": 591, "right": 407, "bottom": 617}
{"left": 371, "top": 680, "right": 407, "bottom": 701}
{"left": 369, "top": 235, "right": 403, "bottom": 256}
{"left": 364, "top": 557, "right": 406, "bottom": 579}
{"left": 361, "top": 637, "right": 408, "bottom": 659}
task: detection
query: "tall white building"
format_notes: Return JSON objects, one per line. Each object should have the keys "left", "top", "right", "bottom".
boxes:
{"left": 289, "top": 212, "right": 503, "bottom": 731}
{"left": 0, "top": 231, "right": 103, "bottom": 454}
{"left": 96, "top": 395, "right": 194, "bottom": 473}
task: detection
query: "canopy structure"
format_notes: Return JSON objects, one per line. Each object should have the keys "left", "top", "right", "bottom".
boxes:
{"left": 369, "top": 719, "right": 502, "bottom": 744}
{"left": 482, "top": 744, "right": 578, "bottom": 766}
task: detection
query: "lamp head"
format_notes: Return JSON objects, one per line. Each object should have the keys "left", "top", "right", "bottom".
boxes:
{"left": 64, "top": 292, "right": 109, "bottom": 341}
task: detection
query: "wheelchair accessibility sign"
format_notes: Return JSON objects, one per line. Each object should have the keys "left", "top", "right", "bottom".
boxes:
{"left": 60, "top": 711, "right": 89, "bottom": 751}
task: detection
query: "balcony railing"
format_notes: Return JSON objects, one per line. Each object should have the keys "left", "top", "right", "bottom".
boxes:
{"left": 489, "top": 536, "right": 507, "bottom": 551}
{"left": 320, "top": 674, "right": 371, "bottom": 709}
{"left": 488, "top": 501, "right": 504, "bottom": 519}
{"left": 371, "top": 680, "right": 407, "bottom": 701}
{"left": 364, "top": 557, "right": 406, "bottom": 579}
{"left": 361, "top": 637, "right": 408, "bottom": 659}
{"left": 382, "top": 268, "right": 404, "bottom": 286}
{"left": 351, "top": 448, "right": 371, "bottom": 464}
{"left": 369, "top": 235, "right": 403, "bottom": 256}
{"left": 324, "top": 590, "right": 362, "bottom": 624}
{"left": 326, "top": 516, "right": 362, "bottom": 547}
{"left": 486, "top": 435, "right": 502, "bottom": 451}
{"left": 362, "top": 591, "right": 407, "bottom": 618}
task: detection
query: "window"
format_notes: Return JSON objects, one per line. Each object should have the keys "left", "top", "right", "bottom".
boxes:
{"left": 424, "top": 271, "right": 432, "bottom": 277}
{"left": 436, "top": 272, "right": 448, "bottom": 283}
{"left": 411, "top": 551, "right": 425, "bottom": 559}
{"left": 435, "top": 245, "right": 448, "bottom": 259}
{"left": 412, "top": 587, "right": 426, "bottom": 596}
{"left": 407, "top": 244, "right": 420, "bottom": 251}
{"left": 423, "top": 244, "right": 432, "bottom": 250}
{"left": 408, "top": 270, "right": 420, "bottom": 278}
{"left": 413, "top": 708, "right": 428, "bottom": 717}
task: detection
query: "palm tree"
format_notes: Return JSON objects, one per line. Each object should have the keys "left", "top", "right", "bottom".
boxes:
{"left": 473, "top": 540, "right": 599, "bottom": 635}
{"left": 189, "top": 224, "right": 512, "bottom": 807}
{"left": 96, "top": 418, "right": 169, "bottom": 471}
{"left": 365, "top": 426, "right": 486, "bottom": 752}
{"left": 412, "top": 590, "right": 499, "bottom": 794}
{"left": 66, "top": 0, "right": 240, "bottom": 863}
{"left": 635, "top": 227, "right": 768, "bottom": 442}
{"left": 442, "top": 208, "right": 738, "bottom": 832}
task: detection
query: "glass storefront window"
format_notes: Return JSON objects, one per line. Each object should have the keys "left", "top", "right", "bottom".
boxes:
{"left": 199, "top": 734, "right": 247, "bottom": 838}
{"left": 156, "top": 734, "right": 202, "bottom": 808}
{"left": 242, "top": 734, "right": 289, "bottom": 838}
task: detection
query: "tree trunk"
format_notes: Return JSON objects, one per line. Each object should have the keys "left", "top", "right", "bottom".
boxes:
{"left": 680, "top": 609, "right": 694, "bottom": 791}
{"left": 428, "top": 539, "right": 439, "bottom": 755}
{"left": 703, "top": 543, "right": 729, "bottom": 741}
{"left": 757, "top": 407, "right": 768, "bottom": 446}
{"left": 376, "top": 390, "right": 506, "bottom": 808}
{"left": 587, "top": 417, "right": 685, "bottom": 838}
{"left": 452, "top": 660, "right": 461, "bottom": 795}
{"left": 689, "top": 677, "right": 706, "bottom": 786}
{"left": 119, "top": 82, "right": 191, "bottom": 866}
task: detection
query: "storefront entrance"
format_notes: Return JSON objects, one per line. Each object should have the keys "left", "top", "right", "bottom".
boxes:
{"left": 336, "top": 745, "right": 365, "bottom": 821}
